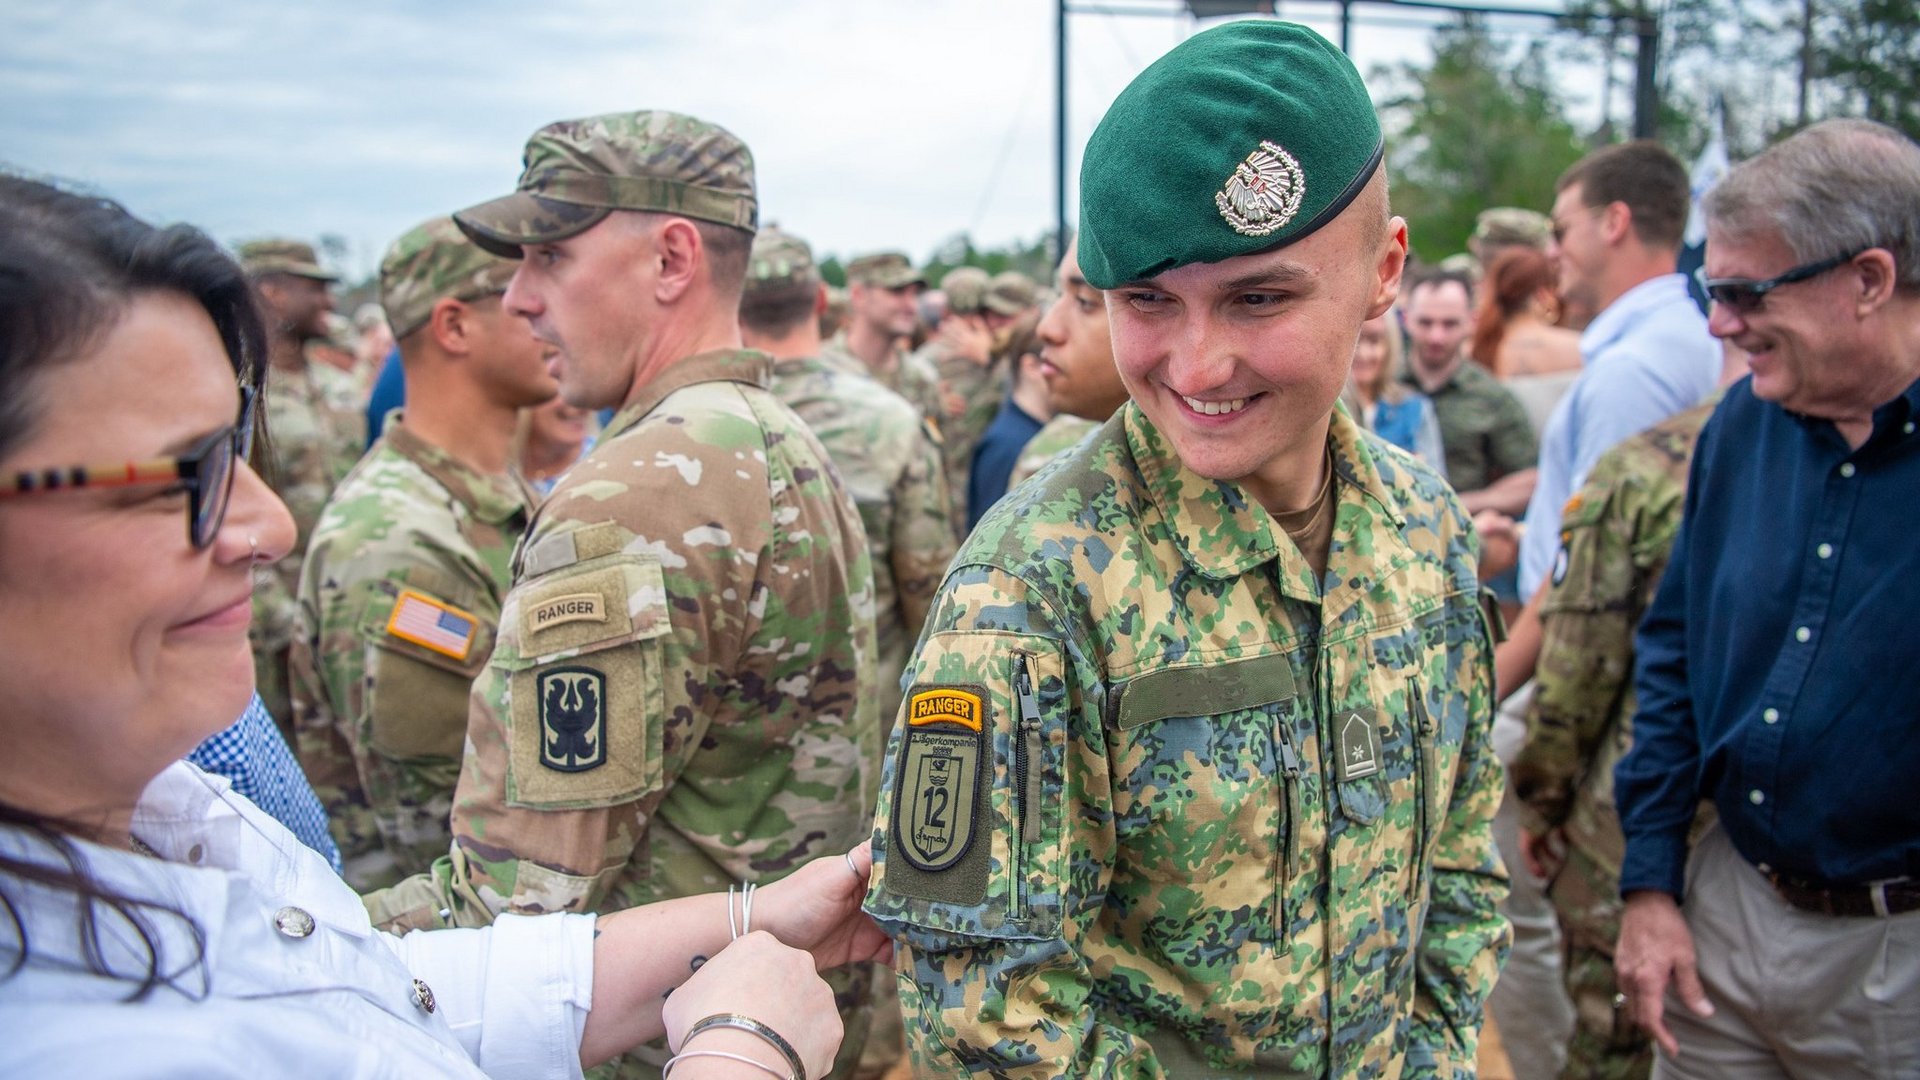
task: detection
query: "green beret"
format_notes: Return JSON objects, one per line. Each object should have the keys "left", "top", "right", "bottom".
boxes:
{"left": 379, "top": 216, "right": 519, "bottom": 339}
{"left": 455, "top": 110, "right": 757, "bottom": 259}
{"left": 1077, "top": 19, "right": 1383, "bottom": 289}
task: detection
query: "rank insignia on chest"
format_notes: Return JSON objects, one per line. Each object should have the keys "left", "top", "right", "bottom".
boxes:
{"left": 894, "top": 686, "right": 986, "bottom": 873}
{"left": 1336, "top": 708, "right": 1382, "bottom": 782}
{"left": 538, "top": 665, "right": 607, "bottom": 772}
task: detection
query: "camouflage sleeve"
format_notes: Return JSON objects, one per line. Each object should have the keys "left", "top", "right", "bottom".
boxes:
{"left": 890, "top": 428, "right": 958, "bottom": 644}
{"left": 288, "top": 581, "right": 379, "bottom": 881}
{"left": 435, "top": 379, "right": 876, "bottom": 923}
{"left": 1511, "top": 470, "right": 1640, "bottom": 837}
{"left": 866, "top": 565, "right": 1160, "bottom": 1079}
{"left": 1405, "top": 551, "right": 1512, "bottom": 1077}
{"left": 339, "top": 571, "right": 489, "bottom": 885}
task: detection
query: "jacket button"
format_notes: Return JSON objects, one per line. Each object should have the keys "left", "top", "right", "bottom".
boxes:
{"left": 411, "top": 978, "right": 437, "bottom": 1014}
{"left": 273, "top": 906, "right": 315, "bottom": 939}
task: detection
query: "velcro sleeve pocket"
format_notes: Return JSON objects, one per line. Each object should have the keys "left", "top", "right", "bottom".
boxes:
{"left": 1542, "top": 484, "right": 1624, "bottom": 617}
{"left": 867, "top": 629, "right": 1068, "bottom": 942}
{"left": 496, "top": 552, "right": 672, "bottom": 810}
{"left": 357, "top": 581, "right": 492, "bottom": 762}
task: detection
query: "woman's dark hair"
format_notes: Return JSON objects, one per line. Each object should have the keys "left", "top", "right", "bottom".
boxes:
{"left": 0, "top": 173, "right": 257, "bottom": 1000}
{"left": 0, "top": 173, "right": 266, "bottom": 460}
{"left": 1468, "top": 246, "right": 1555, "bottom": 374}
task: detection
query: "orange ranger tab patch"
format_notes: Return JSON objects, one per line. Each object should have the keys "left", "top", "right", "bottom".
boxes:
{"left": 908, "top": 688, "right": 983, "bottom": 731}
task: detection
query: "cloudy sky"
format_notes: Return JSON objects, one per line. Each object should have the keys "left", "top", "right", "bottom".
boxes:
{"left": 3, "top": 1, "right": 1566, "bottom": 280}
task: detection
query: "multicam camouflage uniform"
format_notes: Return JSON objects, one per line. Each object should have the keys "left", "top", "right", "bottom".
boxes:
{"left": 254, "top": 358, "right": 366, "bottom": 731}
{"left": 1510, "top": 400, "right": 1719, "bottom": 1080}
{"left": 769, "top": 355, "right": 956, "bottom": 726}
{"left": 1007, "top": 413, "right": 1099, "bottom": 490}
{"left": 291, "top": 418, "right": 533, "bottom": 890}
{"left": 826, "top": 328, "right": 942, "bottom": 423}
{"left": 371, "top": 350, "right": 880, "bottom": 1076}
{"left": 864, "top": 402, "right": 1510, "bottom": 1078}
{"left": 912, "top": 337, "right": 1005, "bottom": 532}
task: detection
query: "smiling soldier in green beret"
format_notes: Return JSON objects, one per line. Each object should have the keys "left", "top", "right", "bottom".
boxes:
{"left": 862, "top": 19, "right": 1510, "bottom": 1078}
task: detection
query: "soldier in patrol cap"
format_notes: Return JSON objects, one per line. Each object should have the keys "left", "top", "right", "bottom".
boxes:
{"left": 238, "top": 238, "right": 367, "bottom": 737}
{"left": 831, "top": 251, "right": 940, "bottom": 418}
{"left": 365, "top": 111, "right": 881, "bottom": 1079}
{"left": 862, "top": 20, "right": 1509, "bottom": 1077}
{"left": 290, "top": 217, "right": 551, "bottom": 889}
{"left": 739, "top": 224, "right": 958, "bottom": 1080}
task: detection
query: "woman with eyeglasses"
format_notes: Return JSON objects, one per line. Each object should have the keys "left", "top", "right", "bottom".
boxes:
{"left": 0, "top": 175, "right": 881, "bottom": 1079}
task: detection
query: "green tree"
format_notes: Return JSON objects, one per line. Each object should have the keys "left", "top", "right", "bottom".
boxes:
{"left": 1376, "top": 16, "right": 1588, "bottom": 265}
{"left": 1814, "top": 0, "right": 1920, "bottom": 138}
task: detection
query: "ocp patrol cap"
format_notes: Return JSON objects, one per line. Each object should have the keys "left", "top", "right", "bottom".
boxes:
{"left": 845, "top": 251, "right": 926, "bottom": 289}
{"left": 237, "top": 238, "right": 338, "bottom": 282}
{"left": 744, "top": 225, "right": 820, "bottom": 294}
{"left": 379, "top": 216, "right": 519, "bottom": 339}
{"left": 1076, "top": 19, "right": 1384, "bottom": 289}
{"left": 455, "top": 110, "right": 757, "bottom": 259}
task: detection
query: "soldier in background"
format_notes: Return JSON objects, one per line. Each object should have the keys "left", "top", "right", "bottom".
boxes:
{"left": 830, "top": 251, "right": 939, "bottom": 419}
{"left": 291, "top": 218, "right": 550, "bottom": 889}
{"left": 741, "top": 226, "right": 955, "bottom": 730}
{"left": 1008, "top": 237, "right": 1128, "bottom": 488}
{"left": 367, "top": 111, "right": 881, "bottom": 1080}
{"left": 911, "top": 265, "right": 996, "bottom": 528}
{"left": 862, "top": 21, "right": 1507, "bottom": 1076}
{"left": 1510, "top": 376, "right": 1737, "bottom": 1079}
{"left": 238, "top": 238, "right": 367, "bottom": 737}
{"left": 739, "top": 224, "right": 957, "bottom": 1080}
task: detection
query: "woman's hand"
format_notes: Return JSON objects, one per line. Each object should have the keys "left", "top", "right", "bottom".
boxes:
{"left": 663, "top": 931, "right": 843, "bottom": 1079}
{"left": 754, "top": 841, "right": 893, "bottom": 971}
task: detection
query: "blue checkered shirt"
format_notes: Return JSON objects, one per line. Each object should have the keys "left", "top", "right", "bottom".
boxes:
{"left": 188, "top": 695, "right": 343, "bottom": 874}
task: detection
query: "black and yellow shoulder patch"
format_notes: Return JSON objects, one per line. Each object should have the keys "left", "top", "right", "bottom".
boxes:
{"left": 537, "top": 665, "right": 607, "bottom": 773}
{"left": 893, "top": 685, "right": 986, "bottom": 874}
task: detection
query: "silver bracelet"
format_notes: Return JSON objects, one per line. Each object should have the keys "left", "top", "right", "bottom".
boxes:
{"left": 726, "top": 881, "right": 757, "bottom": 939}
{"left": 684, "top": 1013, "right": 804, "bottom": 1080}
{"left": 662, "top": 1047, "right": 788, "bottom": 1080}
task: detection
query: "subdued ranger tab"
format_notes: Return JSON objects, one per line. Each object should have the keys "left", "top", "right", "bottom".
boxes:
{"left": 527, "top": 592, "right": 606, "bottom": 634}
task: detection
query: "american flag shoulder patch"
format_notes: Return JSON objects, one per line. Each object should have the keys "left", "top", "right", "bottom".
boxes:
{"left": 386, "top": 588, "right": 479, "bottom": 661}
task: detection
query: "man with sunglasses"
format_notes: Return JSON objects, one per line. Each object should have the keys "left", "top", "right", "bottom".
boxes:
{"left": 289, "top": 218, "right": 551, "bottom": 890}
{"left": 239, "top": 239, "right": 368, "bottom": 740}
{"left": 1517, "top": 143, "right": 1722, "bottom": 607}
{"left": 1613, "top": 119, "right": 1920, "bottom": 1077}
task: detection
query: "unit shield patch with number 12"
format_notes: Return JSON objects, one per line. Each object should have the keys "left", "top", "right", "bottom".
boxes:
{"left": 895, "top": 686, "right": 985, "bottom": 872}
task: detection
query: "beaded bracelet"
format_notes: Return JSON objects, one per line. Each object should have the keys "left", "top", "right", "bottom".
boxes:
{"left": 683, "top": 1013, "right": 804, "bottom": 1080}
{"left": 661, "top": 1047, "right": 787, "bottom": 1079}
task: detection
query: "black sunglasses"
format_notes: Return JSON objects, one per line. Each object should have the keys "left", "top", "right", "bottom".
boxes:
{"left": 0, "top": 385, "right": 257, "bottom": 549}
{"left": 1703, "top": 247, "right": 1868, "bottom": 314}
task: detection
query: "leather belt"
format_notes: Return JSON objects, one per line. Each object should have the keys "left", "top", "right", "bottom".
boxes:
{"left": 1767, "top": 871, "right": 1920, "bottom": 917}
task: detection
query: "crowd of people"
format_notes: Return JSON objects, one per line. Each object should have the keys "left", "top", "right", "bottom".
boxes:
{"left": 2, "top": 14, "right": 1916, "bottom": 1080}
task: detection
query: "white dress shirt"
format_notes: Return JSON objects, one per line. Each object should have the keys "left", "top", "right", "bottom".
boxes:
{"left": 0, "top": 761, "right": 595, "bottom": 1078}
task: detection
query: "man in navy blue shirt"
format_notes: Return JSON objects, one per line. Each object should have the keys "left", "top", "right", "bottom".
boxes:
{"left": 1614, "top": 118, "right": 1920, "bottom": 1077}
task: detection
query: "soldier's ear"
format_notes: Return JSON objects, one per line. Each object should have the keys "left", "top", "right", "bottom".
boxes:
{"left": 653, "top": 218, "right": 702, "bottom": 304}
{"left": 427, "top": 297, "right": 473, "bottom": 356}
{"left": 813, "top": 282, "right": 829, "bottom": 318}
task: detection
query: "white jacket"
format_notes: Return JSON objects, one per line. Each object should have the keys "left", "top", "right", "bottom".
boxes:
{"left": 0, "top": 762, "right": 594, "bottom": 1078}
